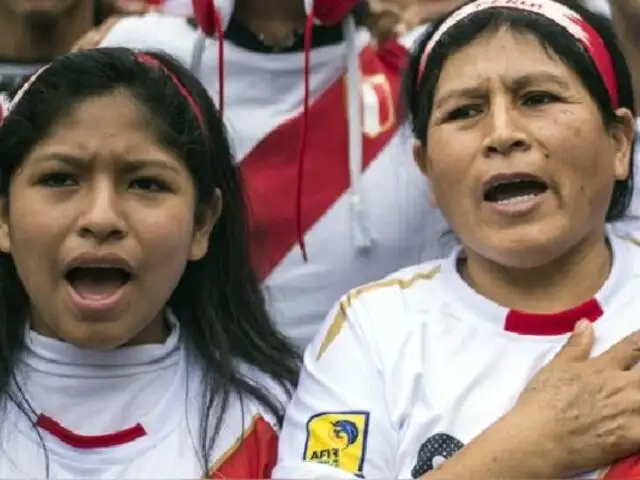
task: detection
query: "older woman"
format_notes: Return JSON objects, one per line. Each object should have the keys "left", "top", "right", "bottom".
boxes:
{"left": 274, "top": 1, "right": 640, "bottom": 478}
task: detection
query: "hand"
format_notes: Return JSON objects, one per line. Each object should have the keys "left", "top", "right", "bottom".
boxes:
{"left": 512, "top": 320, "right": 640, "bottom": 476}
{"left": 71, "top": 0, "right": 152, "bottom": 53}
{"left": 71, "top": 16, "right": 128, "bottom": 52}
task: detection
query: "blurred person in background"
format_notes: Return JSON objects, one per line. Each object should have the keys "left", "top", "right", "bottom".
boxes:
{"left": 68, "top": 0, "right": 640, "bottom": 352}
{"left": 0, "top": 0, "right": 102, "bottom": 93}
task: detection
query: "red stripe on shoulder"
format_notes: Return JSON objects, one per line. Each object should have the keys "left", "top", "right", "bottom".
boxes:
{"left": 241, "top": 43, "right": 408, "bottom": 280}
{"left": 207, "top": 415, "right": 278, "bottom": 479}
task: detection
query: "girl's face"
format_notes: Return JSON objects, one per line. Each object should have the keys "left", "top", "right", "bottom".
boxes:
{"left": 414, "top": 27, "right": 635, "bottom": 269}
{"left": 0, "top": 89, "right": 219, "bottom": 349}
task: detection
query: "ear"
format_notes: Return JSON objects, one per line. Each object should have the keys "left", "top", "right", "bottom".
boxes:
{"left": 412, "top": 140, "right": 438, "bottom": 207}
{"left": 0, "top": 198, "right": 10, "bottom": 254}
{"left": 188, "top": 188, "right": 222, "bottom": 261}
{"left": 611, "top": 107, "right": 636, "bottom": 181}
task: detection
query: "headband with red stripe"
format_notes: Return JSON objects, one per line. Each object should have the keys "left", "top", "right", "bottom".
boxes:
{"left": 0, "top": 65, "right": 49, "bottom": 125}
{"left": 0, "top": 55, "right": 205, "bottom": 129}
{"left": 416, "top": 0, "right": 619, "bottom": 109}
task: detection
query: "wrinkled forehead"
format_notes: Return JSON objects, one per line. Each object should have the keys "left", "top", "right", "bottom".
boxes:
{"left": 433, "top": 27, "right": 575, "bottom": 96}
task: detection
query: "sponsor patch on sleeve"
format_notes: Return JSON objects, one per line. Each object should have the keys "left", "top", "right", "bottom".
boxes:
{"left": 303, "top": 411, "right": 370, "bottom": 476}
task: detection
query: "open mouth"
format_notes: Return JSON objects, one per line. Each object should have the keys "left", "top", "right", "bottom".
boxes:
{"left": 65, "top": 267, "right": 132, "bottom": 301}
{"left": 483, "top": 175, "right": 549, "bottom": 204}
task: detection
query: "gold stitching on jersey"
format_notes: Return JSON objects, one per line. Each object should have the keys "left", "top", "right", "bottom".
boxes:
{"left": 626, "top": 236, "right": 640, "bottom": 247}
{"left": 315, "top": 265, "right": 442, "bottom": 361}
{"left": 204, "top": 414, "right": 260, "bottom": 478}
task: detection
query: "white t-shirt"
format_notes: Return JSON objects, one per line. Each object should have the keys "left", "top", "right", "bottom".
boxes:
{"left": 274, "top": 231, "right": 640, "bottom": 479}
{"left": 0, "top": 315, "right": 287, "bottom": 478}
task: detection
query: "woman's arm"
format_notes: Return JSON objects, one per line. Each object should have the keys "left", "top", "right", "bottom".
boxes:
{"left": 429, "top": 322, "right": 640, "bottom": 479}
{"left": 273, "top": 295, "right": 399, "bottom": 478}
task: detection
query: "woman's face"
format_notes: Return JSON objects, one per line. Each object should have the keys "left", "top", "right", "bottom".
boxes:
{"left": 0, "top": 89, "right": 219, "bottom": 349}
{"left": 415, "top": 27, "right": 635, "bottom": 268}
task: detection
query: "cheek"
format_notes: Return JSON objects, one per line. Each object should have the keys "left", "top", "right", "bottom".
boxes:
{"left": 132, "top": 205, "right": 195, "bottom": 267}
{"left": 427, "top": 137, "right": 477, "bottom": 212}
{"left": 8, "top": 200, "right": 66, "bottom": 279}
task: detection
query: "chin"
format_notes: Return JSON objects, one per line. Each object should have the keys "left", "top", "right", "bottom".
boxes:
{"left": 474, "top": 230, "right": 576, "bottom": 270}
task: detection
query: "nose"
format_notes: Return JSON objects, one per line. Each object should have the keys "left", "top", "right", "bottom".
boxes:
{"left": 77, "top": 179, "right": 127, "bottom": 243}
{"left": 482, "top": 96, "right": 531, "bottom": 157}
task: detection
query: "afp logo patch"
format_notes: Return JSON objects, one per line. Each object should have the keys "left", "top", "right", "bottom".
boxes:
{"left": 303, "top": 411, "right": 370, "bottom": 476}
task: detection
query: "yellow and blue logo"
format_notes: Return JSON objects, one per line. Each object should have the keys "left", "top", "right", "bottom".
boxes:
{"left": 303, "top": 411, "right": 369, "bottom": 476}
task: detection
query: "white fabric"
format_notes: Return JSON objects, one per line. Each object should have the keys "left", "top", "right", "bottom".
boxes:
{"left": 0, "top": 314, "right": 285, "bottom": 478}
{"left": 582, "top": 0, "right": 611, "bottom": 16}
{"left": 275, "top": 232, "right": 640, "bottom": 479}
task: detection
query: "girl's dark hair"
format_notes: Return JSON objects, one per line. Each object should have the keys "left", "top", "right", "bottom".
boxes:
{"left": 403, "top": 0, "right": 637, "bottom": 222}
{"left": 0, "top": 47, "right": 300, "bottom": 473}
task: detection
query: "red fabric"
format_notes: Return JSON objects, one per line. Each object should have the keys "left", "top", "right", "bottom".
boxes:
{"left": 241, "top": 42, "right": 407, "bottom": 280}
{"left": 208, "top": 416, "right": 278, "bottom": 479}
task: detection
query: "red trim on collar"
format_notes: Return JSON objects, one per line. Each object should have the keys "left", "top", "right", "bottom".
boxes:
{"left": 36, "top": 413, "right": 147, "bottom": 449}
{"left": 504, "top": 298, "right": 603, "bottom": 335}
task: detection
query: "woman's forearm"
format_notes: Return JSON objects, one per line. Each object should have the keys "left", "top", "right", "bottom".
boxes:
{"left": 424, "top": 412, "right": 562, "bottom": 479}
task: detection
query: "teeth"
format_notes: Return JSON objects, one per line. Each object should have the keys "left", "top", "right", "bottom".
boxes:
{"left": 496, "top": 193, "right": 539, "bottom": 204}
{"left": 493, "top": 179, "right": 530, "bottom": 188}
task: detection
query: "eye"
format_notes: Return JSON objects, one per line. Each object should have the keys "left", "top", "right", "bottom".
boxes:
{"left": 522, "top": 91, "right": 561, "bottom": 107}
{"left": 38, "top": 172, "right": 77, "bottom": 188}
{"left": 444, "top": 104, "right": 483, "bottom": 122}
{"left": 130, "top": 177, "right": 170, "bottom": 192}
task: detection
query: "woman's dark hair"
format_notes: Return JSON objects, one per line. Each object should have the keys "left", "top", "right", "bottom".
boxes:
{"left": 0, "top": 47, "right": 300, "bottom": 473}
{"left": 403, "top": 0, "right": 637, "bottom": 222}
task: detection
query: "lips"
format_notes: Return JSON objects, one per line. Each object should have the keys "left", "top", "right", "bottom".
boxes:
{"left": 63, "top": 253, "right": 135, "bottom": 314}
{"left": 65, "top": 267, "right": 131, "bottom": 301}
{"left": 482, "top": 173, "right": 549, "bottom": 204}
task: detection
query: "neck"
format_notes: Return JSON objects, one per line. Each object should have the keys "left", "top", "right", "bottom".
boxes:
{"left": 462, "top": 230, "right": 612, "bottom": 313}
{"left": 234, "top": 0, "right": 307, "bottom": 47}
{"left": 0, "top": 4, "right": 93, "bottom": 61}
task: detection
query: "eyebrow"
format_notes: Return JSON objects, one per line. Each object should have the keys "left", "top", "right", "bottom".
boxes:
{"left": 38, "top": 153, "right": 182, "bottom": 174}
{"left": 433, "top": 71, "right": 572, "bottom": 110}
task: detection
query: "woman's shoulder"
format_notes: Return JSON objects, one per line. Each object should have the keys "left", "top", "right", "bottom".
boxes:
{"left": 308, "top": 259, "right": 449, "bottom": 362}
{"left": 341, "top": 258, "right": 447, "bottom": 313}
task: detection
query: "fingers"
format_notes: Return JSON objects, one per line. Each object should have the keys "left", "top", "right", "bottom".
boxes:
{"left": 71, "top": 16, "right": 125, "bottom": 53}
{"left": 552, "top": 319, "right": 595, "bottom": 363}
{"left": 596, "top": 330, "right": 640, "bottom": 371}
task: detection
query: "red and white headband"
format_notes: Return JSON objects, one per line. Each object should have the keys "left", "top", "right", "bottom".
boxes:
{"left": 416, "top": 0, "right": 619, "bottom": 108}
{"left": 0, "top": 55, "right": 205, "bottom": 129}
{"left": 0, "top": 65, "right": 49, "bottom": 125}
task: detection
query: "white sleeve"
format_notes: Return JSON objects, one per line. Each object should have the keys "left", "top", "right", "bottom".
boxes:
{"left": 273, "top": 295, "right": 397, "bottom": 479}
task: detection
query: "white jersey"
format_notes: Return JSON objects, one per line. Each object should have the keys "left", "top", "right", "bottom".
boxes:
{"left": 99, "top": 15, "right": 448, "bottom": 350}
{"left": 274, "top": 231, "right": 640, "bottom": 479}
{"left": 0, "top": 315, "right": 286, "bottom": 478}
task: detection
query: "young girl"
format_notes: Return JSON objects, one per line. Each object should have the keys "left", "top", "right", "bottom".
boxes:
{"left": 274, "top": 0, "right": 640, "bottom": 478}
{"left": 0, "top": 47, "right": 299, "bottom": 477}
